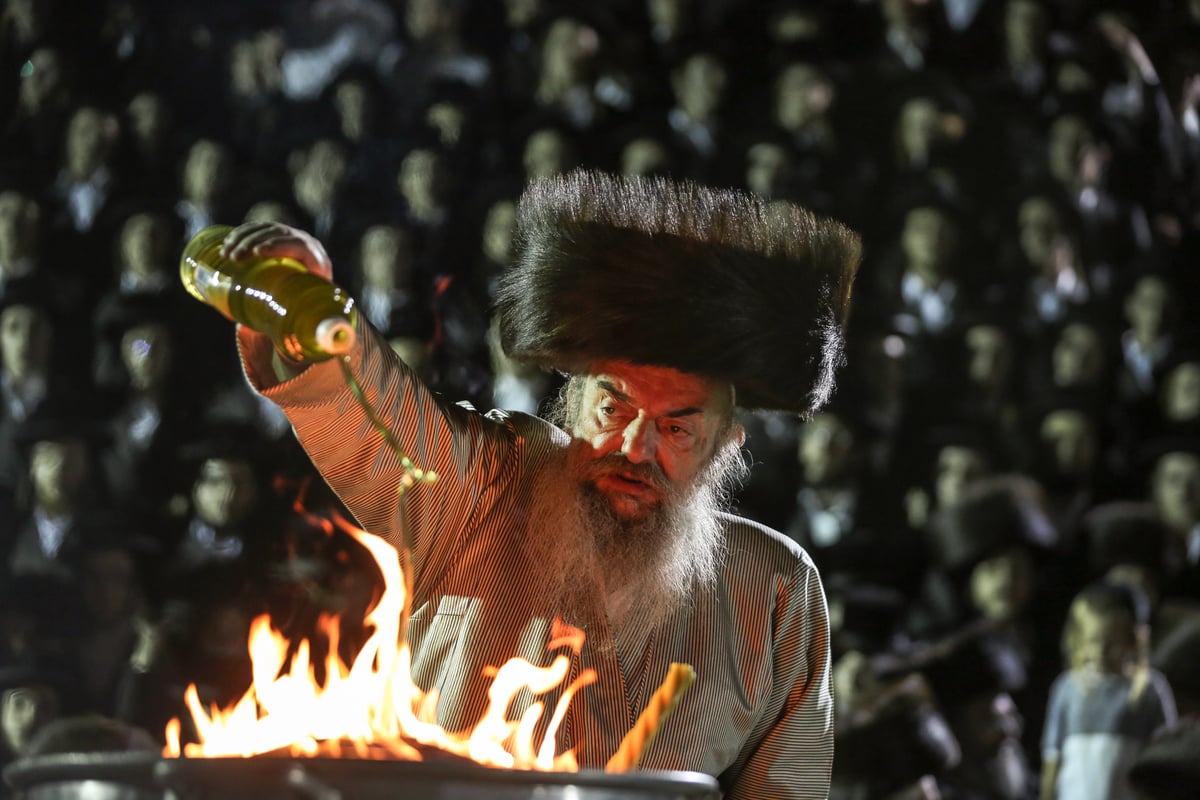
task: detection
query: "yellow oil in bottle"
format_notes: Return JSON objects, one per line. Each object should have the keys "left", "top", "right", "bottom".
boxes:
{"left": 180, "top": 225, "right": 357, "bottom": 361}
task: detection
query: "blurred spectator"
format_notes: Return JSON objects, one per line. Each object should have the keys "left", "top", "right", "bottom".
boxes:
{"left": 175, "top": 138, "right": 237, "bottom": 241}
{"left": 3, "top": 397, "right": 111, "bottom": 581}
{"left": 1040, "top": 581, "right": 1177, "bottom": 800}
{"left": 0, "top": 188, "right": 42, "bottom": 292}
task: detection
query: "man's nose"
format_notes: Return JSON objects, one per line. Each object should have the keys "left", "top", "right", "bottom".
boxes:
{"left": 621, "top": 412, "right": 657, "bottom": 464}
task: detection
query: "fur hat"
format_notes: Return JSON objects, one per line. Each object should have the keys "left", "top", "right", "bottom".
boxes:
{"left": 495, "top": 169, "right": 861, "bottom": 415}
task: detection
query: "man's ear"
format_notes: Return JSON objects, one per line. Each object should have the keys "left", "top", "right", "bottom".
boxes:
{"left": 731, "top": 422, "right": 746, "bottom": 448}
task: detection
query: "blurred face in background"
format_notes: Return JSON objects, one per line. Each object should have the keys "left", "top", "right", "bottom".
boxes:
{"left": 65, "top": 106, "right": 115, "bottom": 180}
{"left": 621, "top": 137, "right": 670, "bottom": 177}
{"left": 970, "top": 547, "right": 1034, "bottom": 623}
{"left": 901, "top": 206, "right": 955, "bottom": 276}
{"left": 182, "top": 140, "right": 230, "bottom": 206}
{"left": 481, "top": 201, "right": 516, "bottom": 266}
{"left": 1004, "top": 0, "right": 1048, "bottom": 67}
{"left": 1052, "top": 322, "right": 1103, "bottom": 388}
{"left": 966, "top": 325, "right": 1012, "bottom": 390}
{"left": 935, "top": 445, "right": 988, "bottom": 509}
{"left": 0, "top": 305, "right": 51, "bottom": 381}
{"left": 673, "top": 53, "right": 727, "bottom": 122}
{"left": 0, "top": 190, "right": 40, "bottom": 266}
{"left": 333, "top": 80, "right": 376, "bottom": 143}
{"left": 745, "top": 142, "right": 792, "bottom": 199}
{"left": 774, "top": 63, "right": 833, "bottom": 131}
{"left": 1124, "top": 275, "right": 1169, "bottom": 339}
{"left": 193, "top": 457, "right": 258, "bottom": 528}
{"left": 30, "top": 438, "right": 88, "bottom": 511}
{"left": 523, "top": 129, "right": 572, "bottom": 180}
{"left": 1017, "top": 196, "right": 1062, "bottom": 269}
{"left": 1047, "top": 115, "right": 1091, "bottom": 186}
{"left": 360, "top": 225, "right": 413, "bottom": 291}
{"left": 125, "top": 92, "right": 170, "bottom": 157}
{"left": 121, "top": 322, "right": 173, "bottom": 392}
{"left": 1151, "top": 451, "right": 1200, "bottom": 529}
{"left": 119, "top": 213, "right": 171, "bottom": 279}
{"left": 1039, "top": 409, "right": 1098, "bottom": 481}
{"left": 18, "top": 47, "right": 65, "bottom": 115}
{"left": 897, "top": 98, "right": 940, "bottom": 167}
{"left": 1068, "top": 600, "right": 1137, "bottom": 675}
{"left": 1163, "top": 362, "right": 1200, "bottom": 421}
{"left": 798, "top": 411, "right": 854, "bottom": 486}
{"left": 1, "top": 685, "right": 56, "bottom": 755}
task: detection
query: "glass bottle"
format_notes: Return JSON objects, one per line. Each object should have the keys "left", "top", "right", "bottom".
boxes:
{"left": 180, "top": 225, "right": 358, "bottom": 361}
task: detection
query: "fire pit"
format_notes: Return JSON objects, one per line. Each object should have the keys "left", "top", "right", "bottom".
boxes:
{"left": 5, "top": 753, "right": 721, "bottom": 800}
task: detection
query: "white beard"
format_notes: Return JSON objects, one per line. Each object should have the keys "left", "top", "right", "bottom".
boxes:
{"left": 521, "top": 438, "right": 744, "bottom": 645}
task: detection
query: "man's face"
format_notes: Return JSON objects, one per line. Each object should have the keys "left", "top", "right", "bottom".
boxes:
{"left": 567, "top": 361, "right": 732, "bottom": 521}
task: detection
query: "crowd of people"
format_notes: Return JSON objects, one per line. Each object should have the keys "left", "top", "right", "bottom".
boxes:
{"left": 1, "top": 0, "right": 1198, "bottom": 797}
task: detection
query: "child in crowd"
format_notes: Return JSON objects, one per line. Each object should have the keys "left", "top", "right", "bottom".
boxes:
{"left": 1039, "top": 581, "right": 1177, "bottom": 800}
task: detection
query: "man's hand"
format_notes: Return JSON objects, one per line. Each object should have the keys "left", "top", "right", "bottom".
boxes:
{"left": 219, "top": 221, "right": 334, "bottom": 281}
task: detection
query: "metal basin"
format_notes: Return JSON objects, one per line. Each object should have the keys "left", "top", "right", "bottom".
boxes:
{"left": 5, "top": 753, "right": 722, "bottom": 800}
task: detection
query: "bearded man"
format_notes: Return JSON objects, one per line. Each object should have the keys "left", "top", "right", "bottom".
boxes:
{"left": 225, "top": 170, "right": 860, "bottom": 799}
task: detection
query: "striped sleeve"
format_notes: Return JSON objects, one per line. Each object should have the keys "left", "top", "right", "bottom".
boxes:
{"left": 724, "top": 550, "right": 834, "bottom": 800}
{"left": 237, "top": 321, "right": 519, "bottom": 591}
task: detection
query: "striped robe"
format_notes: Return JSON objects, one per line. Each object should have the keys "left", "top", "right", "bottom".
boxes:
{"left": 239, "top": 323, "right": 834, "bottom": 798}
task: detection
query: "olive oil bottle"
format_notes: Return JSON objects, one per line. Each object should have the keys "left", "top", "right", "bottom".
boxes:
{"left": 180, "top": 225, "right": 357, "bottom": 361}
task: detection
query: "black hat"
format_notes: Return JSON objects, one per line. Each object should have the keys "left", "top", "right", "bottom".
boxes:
{"left": 11, "top": 395, "right": 110, "bottom": 455}
{"left": 93, "top": 291, "right": 182, "bottom": 342}
{"left": 1082, "top": 501, "right": 1167, "bottom": 576}
{"left": 176, "top": 420, "right": 280, "bottom": 474}
{"left": 1127, "top": 717, "right": 1200, "bottom": 800}
{"left": 907, "top": 627, "right": 1029, "bottom": 709}
{"left": 0, "top": 276, "right": 56, "bottom": 319}
{"left": 1151, "top": 614, "right": 1200, "bottom": 709}
{"left": 929, "top": 475, "right": 1058, "bottom": 573}
{"left": 834, "top": 673, "right": 961, "bottom": 795}
{"left": 496, "top": 169, "right": 861, "bottom": 415}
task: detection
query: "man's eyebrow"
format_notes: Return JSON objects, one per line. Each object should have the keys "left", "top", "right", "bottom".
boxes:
{"left": 596, "top": 380, "right": 629, "bottom": 401}
{"left": 596, "top": 381, "right": 703, "bottom": 418}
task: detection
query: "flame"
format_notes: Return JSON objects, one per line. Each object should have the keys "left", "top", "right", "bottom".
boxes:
{"left": 164, "top": 517, "right": 595, "bottom": 770}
